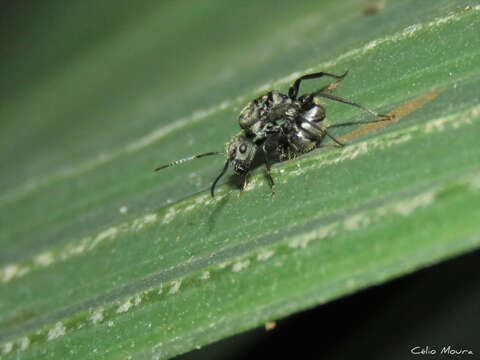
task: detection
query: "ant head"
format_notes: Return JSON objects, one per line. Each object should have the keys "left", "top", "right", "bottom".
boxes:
{"left": 208, "top": 134, "right": 257, "bottom": 197}
{"left": 154, "top": 134, "right": 258, "bottom": 198}
{"left": 226, "top": 133, "right": 257, "bottom": 175}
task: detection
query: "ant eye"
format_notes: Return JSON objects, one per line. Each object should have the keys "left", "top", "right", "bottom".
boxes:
{"left": 239, "top": 143, "right": 247, "bottom": 153}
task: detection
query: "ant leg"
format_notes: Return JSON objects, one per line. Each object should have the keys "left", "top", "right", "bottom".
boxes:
{"left": 260, "top": 140, "right": 277, "bottom": 195}
{"left": 327, "top": 118, "right": 392, "bottom": 130}
{"left": 289, "top": 70, "right": 349, "bottom": 100}
{"left": 313, "top": 92, "right": 392, "bottom": 119}
{"left": 318, "top": 76, "right": 347, "bottom": 94}
{"left": 325, "top": 133, "right": 345, "bottom": 147}
{"left": 238, "top": 173, "right": 250, "bottom": 198}
{"left": 263, "top": 149, "right": 276, "bottom": 196}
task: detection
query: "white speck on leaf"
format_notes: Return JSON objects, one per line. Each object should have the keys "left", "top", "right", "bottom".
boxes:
{"left": 394, "top": 191, "right": 435, "bottom": 216}
{"left": 117, "top": 299, "right": 133, "bottom": 313}
{"left": 162, "top": 208, "right": 177, "bottom": 224}
{"left": 169, "top": 280, "right": 182, "bottom": 294}
{"left": 1, "top": 264, "right": 19, "bottom": 283}
{"left": 19, "top": 337, "right": 30, "bottom": 351}
{"left": 90, "top": 309, "right": 104, "bottom": 325}
{"left": 34, "top": 252, "right": 54, "bottom": 267}
{"left": 2, "top": 342, "right": 13, "bottom": 354}
{"left": 200, "top": 271, "right": 210, "bottom": 280}
{"left": 232, "top": 260, "right": 250, "bottom": 272}
{"left": 257, "top": 250, "right": 275, "bottom": 261}
{"left": 48, "top": 322, "right": 66, "bottom": 340}
{"left": 344, "top": 213, "right": 371, "bottom": 231}
{"left": 89, "top": 227, "right": 118, "bottom": 250}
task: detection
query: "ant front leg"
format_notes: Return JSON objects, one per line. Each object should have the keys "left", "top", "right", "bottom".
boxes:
{"left": 289, "top": 70, "right": 349, "bottom": 100}
{"left": 238, "top": 173, "right": 250, "bottom": 198}
{"left": 262, "top": 145, "right": 276, "bottom": 196}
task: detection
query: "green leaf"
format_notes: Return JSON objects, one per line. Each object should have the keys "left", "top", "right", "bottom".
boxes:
{"left": 1, "top": 0, "right": 479, "bottom": 359}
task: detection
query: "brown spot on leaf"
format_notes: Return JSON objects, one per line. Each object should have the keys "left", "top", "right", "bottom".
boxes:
{"left": 265, "top": 321, "right": 276, "bottom": 331}
{"left": 340, "top": 87, "right": 444, "bottom": 142}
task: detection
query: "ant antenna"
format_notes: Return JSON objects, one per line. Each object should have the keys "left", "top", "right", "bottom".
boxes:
{"left": 154, "top": 152, "right": 224, "bottom": 171}
{"left": 211, "top": 160, "right": 230, "bottom": 197}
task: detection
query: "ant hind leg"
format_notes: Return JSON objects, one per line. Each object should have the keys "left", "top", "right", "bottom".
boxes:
{"left": 289, "top": 70, "right": 349, "bottom": 100}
